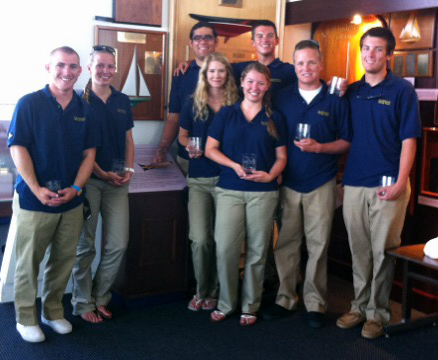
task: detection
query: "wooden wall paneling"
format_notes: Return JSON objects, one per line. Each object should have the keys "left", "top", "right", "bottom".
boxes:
{"left": 313, "top": 16, "right": 383, "bottom": 83}
{"left": 114, "top": 0, "right": 162, "bottom": 26}
{"left": 286, "top": 0, "right": 438, "bottom": 25}
{"left": 95, "top": 26, "right": 166, "bottom": 120}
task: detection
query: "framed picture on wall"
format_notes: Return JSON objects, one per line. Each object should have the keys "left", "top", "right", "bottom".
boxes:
{"left": 389, "top": 50, "right": 433, "bottom": 78}
{"left": 95, "top": 26, "right": 166, "bottom": 121}
{"left": 390, "top": 10, "right": 435, "bottom": 51}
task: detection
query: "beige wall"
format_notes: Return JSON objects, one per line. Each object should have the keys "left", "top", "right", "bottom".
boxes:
{"left": 281, "top": 23, "right": 312, "bottom": 65}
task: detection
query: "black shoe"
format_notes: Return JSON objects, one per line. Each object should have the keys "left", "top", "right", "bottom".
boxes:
{"left": 262, "top": 304, "right": 294, "bottom": 320}
{"left": 307, "top": 311, "right": 324, "bottom": 328}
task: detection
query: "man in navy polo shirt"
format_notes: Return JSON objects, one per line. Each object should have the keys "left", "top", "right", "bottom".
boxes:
{"left": 262, "top": 40, "right": 351, "bottom": 328}
{"left": 153, "top": 22, "right": 218, "bottom": 174}
{"left": 337, "top": 27, "right": 421, "bottom": 339}
{"left": 232, "top": 20, "right": 297, "bottom": 94}
{"left": 7, "top": 46, "right": 98, "bottom": 343}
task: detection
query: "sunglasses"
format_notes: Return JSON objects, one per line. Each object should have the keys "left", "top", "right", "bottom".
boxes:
{"left": 192, "top": 34, "right": 215, "bottom": 42}
{"left": 92, "top": 45, "right": 116, "bottom": 54}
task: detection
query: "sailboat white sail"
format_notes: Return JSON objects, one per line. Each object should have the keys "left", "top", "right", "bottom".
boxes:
{"left": 121, "top": 46, "right": 151, "bottom": 97}
{"left": 399, "top": 13, "right": 421, "bottom": 43}
{"left": 138, "top": 64, "right": 151, "bottom": 97}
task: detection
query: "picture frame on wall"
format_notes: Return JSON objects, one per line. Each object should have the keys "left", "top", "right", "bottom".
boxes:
{"left": 389, "top": 50, "right": 433, "bottom": 78}
{"left": 390, "top": 10, "right": 435, "bottom": 51}
{"left": 95, "top": 26, "right": 166, "bottom": 121}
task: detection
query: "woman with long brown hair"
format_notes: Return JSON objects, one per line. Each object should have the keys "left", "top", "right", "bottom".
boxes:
{"left": 205, "top": 62, "right": 287, "bottom": 325}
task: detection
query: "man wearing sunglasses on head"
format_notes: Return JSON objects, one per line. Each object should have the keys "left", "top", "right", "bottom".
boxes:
{"left": 153, "top": 22, "right": 218, "bottom": 174}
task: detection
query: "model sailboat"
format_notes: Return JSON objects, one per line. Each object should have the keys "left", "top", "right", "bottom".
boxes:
{"left": 122, "top": 46, "right": 151, "bottom": 105}
{"left": 399, "top": 12, "right": 421, "bottom": 43}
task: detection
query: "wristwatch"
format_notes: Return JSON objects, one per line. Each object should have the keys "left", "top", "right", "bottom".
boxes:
{"left": 70, "top": 185, "right": 82, "bottom": 196}
{"left": 124, "top": 167, "right": 135, "bottom": 173}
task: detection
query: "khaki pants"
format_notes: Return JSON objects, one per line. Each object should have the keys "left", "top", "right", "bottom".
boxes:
{"left": 187, "top": 177, "right": 219, "bottom": 299}
{"left": 214, "top": 187, "right": 278, "bottom": 315}
{"left": 343, "top": 182, "right": 410, "bottom": 323}
{"left": 13, "top": 194, "right": 83, "bottom": 325}
{"left": 71, "top": 179, "right": 129, "bottom": 315}
{"left": 275, "top": 179, "right": 336, "bottom": 313}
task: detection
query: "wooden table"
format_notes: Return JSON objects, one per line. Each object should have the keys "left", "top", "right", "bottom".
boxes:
{"left": 384, "top": 244, "right": 438, "bottom": 336}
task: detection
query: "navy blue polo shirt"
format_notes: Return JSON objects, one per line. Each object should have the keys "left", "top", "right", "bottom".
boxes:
{"left": 8, "top": 85, "right": 100, "bottom": 213}
{"left": 168, "top": 61, "right": 201, "bottom": 160}
{"left": 274, "top": 81, "right": 351, "bottom": 193}
{"left": 208, "top": 102, "right": 287, "bottom": 192}
{"left": 342, "top": 71, "right": 421, "bottom": 187}
{"left": 232, "top": 58, "right": 297, "bottom": 94}
{"left": 179, "top": 98, "right": 220, "bottom": 178}
{"left": 87, "top": 87, "right": 134, "bottom": 178}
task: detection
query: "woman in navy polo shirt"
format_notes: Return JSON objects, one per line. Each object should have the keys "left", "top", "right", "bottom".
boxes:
{"left": 205, "top": 62, "right": 287, "bottom": 325}
{"left": 71, "top": 45, "right": 134, "bottom": 323}
{"left": 178, "top": 52, "right": 238, "bottom": 312}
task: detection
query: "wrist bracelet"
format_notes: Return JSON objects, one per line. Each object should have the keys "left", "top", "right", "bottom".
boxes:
{"left": 70, "top": 185, "right": 82, "bottom": 196}
{"left": 124, "top": 167, "right": 135, "bottom": 173}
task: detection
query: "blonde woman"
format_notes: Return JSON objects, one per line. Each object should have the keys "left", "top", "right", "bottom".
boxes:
{"left": 179, "top": 52, "right": 238, "bottom": 311}
{"left": 205, "top": 62, "right": 287, "bottom": 325}
{"left": 71, "top": 45, "right": 134, "bottom": 323}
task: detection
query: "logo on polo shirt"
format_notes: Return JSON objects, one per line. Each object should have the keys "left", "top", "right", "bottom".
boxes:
{"left": 117, "top": 109, "right": 127, "bottom": 114}
{"left": 378, "top": 99, "right": 391, "bottom": 106}
{"left": 317, "top": 110, "right": 329, "bottom": 117}
{"left": 271, "top": 78, "right": 281, "bottom": 83}
{"left": 261, "top": 121, "right": 268, "bottom": 126}
{"left": 74, "top": 116, "right": 86, "bottom": 122}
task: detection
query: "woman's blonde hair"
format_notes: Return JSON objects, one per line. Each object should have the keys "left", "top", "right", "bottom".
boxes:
{"left": 192, "top": 52, "right": 238, "bottom": 121}
{"left": 240, "top": 62, "right": 277, "bottom": 139}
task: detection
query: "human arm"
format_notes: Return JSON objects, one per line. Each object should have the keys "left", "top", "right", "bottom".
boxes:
{"left": 10, "top": 145, "right": 61, "bottom": 206}
{"left": 178, "top": 127, "right": 202, "bottom": 159}
{"left": 120, "top": 129, "right": 135, "bottom": 184}
{"left": 205, "top": 136, "right": 247, "bottom": 178}
{"left": 377, "top": 138, "right": 416, "bottom": 201}
{"left": 173, "top": 61, "right": 191, "bottom": 76}
{"left": 294, "top": 138, "right": 350, "bottom": 154}
{"left": 56, "top": 148, "right": 96, "bottom": 203}
{"left": 244, "top": 146, "right": 287, "bottom": 183}
{"left": 153, "top": 112, "right": 180, "bottom": 162}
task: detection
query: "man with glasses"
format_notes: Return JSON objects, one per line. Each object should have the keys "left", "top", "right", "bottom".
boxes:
{"left": 7, "top": 46, "right": 98, "bottom": 342}
{"left": 153, "top": 22, "right": 218, "bottom": 174}
{"left": 262, "top": 40, "right": 351, "bottom": 328}
{"left": 337, "top": 27, "right": 420, "bottom": 339}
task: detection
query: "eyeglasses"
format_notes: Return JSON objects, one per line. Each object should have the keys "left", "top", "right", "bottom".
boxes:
{"left": 92, "top": 45, "right": 116, "bottom": 54}
{"left": 192, "top": 34, "right": 215, "bottom": 42}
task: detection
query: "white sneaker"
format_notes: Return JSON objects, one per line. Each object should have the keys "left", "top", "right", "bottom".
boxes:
{"left": 16, "top": 323, "right": 45, "bottom": 343}
{"left": 41, "top": 317, "right": 72, "bottom": 334}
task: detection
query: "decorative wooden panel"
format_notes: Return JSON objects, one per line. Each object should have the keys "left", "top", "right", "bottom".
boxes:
{"left": 114, "top": 0, "right": 162, "bottom": 26}
{"left": 95, "top": 26, "right": 166, "bottom": 121}
{"left": 313, "top": 16, "right": 383, "bottom": 83}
